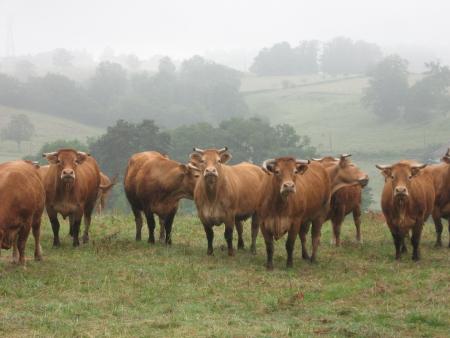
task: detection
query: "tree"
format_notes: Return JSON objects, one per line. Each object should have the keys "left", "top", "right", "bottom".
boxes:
{"left": 52, "top": 48, "right": 74, "bottom": 68}
{"left": 405, "top": 61, "right": 450, "bottom": 122}
{"left": 88, "top": 61, "right": 128, "bottom": 107}
{"left": 1, "top": 114, "right": 35, "bottom": 150}
{"left": 362, "top": 55, "right": 409, "bottom": 119}
{"left": 321, "top": 37, "right": 382, "bottom": 75}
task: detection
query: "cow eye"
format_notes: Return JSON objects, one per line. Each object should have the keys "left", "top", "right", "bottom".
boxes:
{"left": 294, "top": 169, "right": 298, "bottom": 174}
{"left": 218, "top": 159, "right": 222, "bottom": 163}
{"left": 408, "top": 175, "right": 412, "bottom": 180}
{"left": 274, "top": 169, "right": 280, "bottom": 175}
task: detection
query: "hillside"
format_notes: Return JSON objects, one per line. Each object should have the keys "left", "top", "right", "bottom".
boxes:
{"left": 242, "top": 74, "right": 450, "bottom": 208}
{"left": 0, "top": 106, "right": 103, "bottom": 163}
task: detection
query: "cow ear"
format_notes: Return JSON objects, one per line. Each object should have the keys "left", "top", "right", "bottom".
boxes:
{"left": 189, "top": 152, "right": 202, "bottom": 164}
{"left": 183, "top": 163, "right": 201, "bottom": 177}
{"left": 411, "top": 164, "right": 427, "bottom": 177}
{"left": 76, "top": 152, "right": 88, "bottom": 164}
{"left": 220, "top": 151, "right": 232, "bottom": 164}
{"left": 375, "top": 164, "right": 392, "bottom": 178}
{"left": 43, "top": 153, "right": 59, "bottom": 164}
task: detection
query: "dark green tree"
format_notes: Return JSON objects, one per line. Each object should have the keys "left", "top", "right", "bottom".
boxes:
{"left": 362, "top": 55, "right": 409, "bottom": 119}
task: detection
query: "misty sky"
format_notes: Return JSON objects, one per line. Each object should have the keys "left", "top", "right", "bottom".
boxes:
{"left": 1, "top": 0, "right": 450, "bottom": 59}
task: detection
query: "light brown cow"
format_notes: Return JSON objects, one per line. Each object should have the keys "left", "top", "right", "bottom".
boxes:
{"left": 377, "top": 161, "right": 435, "bottom": 260}
{"left": 424, "top": 148, "right": 450, "bottom": 247}
{"left": 0, "top": 160, "right": 45, "bottom": 264}
{"left": 190, "top": 147, "right": 266, "bottom": 256}
{"left": 258, "top": 157, "right": 310, "bottom": 269}
{"left": 312, "top": 155, "right": 369, "bottom": 246}
{"left": 124, "top": 151, "right": 200, "bottom": 244}
{"left": 43, "top": 149, "right": 102, "bottom": 247}
{"left": 95, "top": 172, "right": 116, "bottom": 214}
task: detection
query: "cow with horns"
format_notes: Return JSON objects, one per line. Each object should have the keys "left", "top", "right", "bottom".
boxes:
{"left": 190, "top": 147, "right": 266, "bottom": 256}
{"left": 377, "top": 161, "right": 435, "bottom": 260}
{"left": 42, "top": 149, "right": 110, "bottom": 247}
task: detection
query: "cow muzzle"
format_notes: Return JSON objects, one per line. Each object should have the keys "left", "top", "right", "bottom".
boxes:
{"left": 61, "top": 169, "right": 75, "bottom": 182}
{"left": 280, "top": 181, "right": 296, "bottom": 196}
{"left": 204, "top": 167, "right": 218, "bottom": 178}
{"left": 394, "top": 186, "right": 408, "bottom": 198}
{"left": 359, "top": 175, "right": 369, "bottom": 187}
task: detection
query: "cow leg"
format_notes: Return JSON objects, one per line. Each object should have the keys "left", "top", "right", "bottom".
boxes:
{"left": 391, "top": 231, "right": 402, "bottom": 260}
{"left": 83, "top": 205, "right": 95, "bottom": 244}
{"left": 432, "top": 210, "right": 443, "bottom": 247}
{"left": 411, "top": 226, "right": 423, "bottom": 261}
{"left": 68, "top": 215, "right": 74, "bottom": 237}
{"left": 285, "top": 223, "right": 298, "bottom": 268}
{"left": 163, "top": 211, "right": 176, "bottom": 245}
{"left": 310, "top": 219, "right": 323, "bottom": 263}
{"left": 132, "top": 207, "right": 143, "bottom": 241}
{"left": 224, "top": 221, "right": 235, "bottom": 256}
{"left": 49, "top": 211, "right": 61, "bottom": 247}
{"left": 12, "top": 233, "right": 19, "bottom": 264}
{"left": 250, "top": 214, "right": 259, "bottom": 254}
{"left": 448, "top": 218, "right": 450, "bottom": 248}
{"left": 71, "top": 217, "right": 82, "bottom": 247}
{"left": 16, "top": 225, "right": 31, "bottom": 265}
{"left": 158, "top": 216, "right": 166, "bottom": 243}
{"left": 235, "top": 219, "right": 244, "bottom": 250}
{"left": 145, "top": 211, "right": 156, "bottom": 244}
{"left": 32, "top": 218, "right": 43, "bottom": 261}
{"left": 260, "top": 224, "right": 274, "bottom": 270}
{"left": 353, "top": 205, "right": 362, "bottom": 244}
{"left": 203, "top": 223, "right": 214, "bottom": 255}
{"left": 299, "top": 222, "right": 310, "bottom": 260}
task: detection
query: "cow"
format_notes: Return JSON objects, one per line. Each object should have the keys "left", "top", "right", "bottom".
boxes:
{"left": 260, "top": 155, "right": 368, "bottom": 269}
{"left": 96, "top": 172, "right": 116, "bottom": 214}
{"left": 124, "top": 151, "right": 201, "bottom": 245}
{"left": 0, "top": 160, "right": 45, "bottom": 265}
{"left": 424, "top": 148, "right": 450, "bottom": 247}
{"left": 312, "top": 155, "right": 369, "bottom": 246}
{"left": 258, "top": 157, "right": 310, "bottom": 269}
{"left": 376, "top": 161, "right": 435, "bottom": 260}
{"left": 189, "top": 147, "right": 266, "bottom": 256}
{"left": 43, "top": 149, "right": 103, "bottom": 247}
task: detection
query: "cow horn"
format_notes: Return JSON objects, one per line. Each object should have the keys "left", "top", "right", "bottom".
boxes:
{"left": 341, "top": 153, "right": 352, "bottom": 159}
{"left": 311, "top": 157, "right": 323, "bottom": 161}
{"left": 77, "top": 151, "right": 90, "bottom": 157}
{"left": 296, "top": 159, "right": 310, "bottom": 165}
{"left": 375, "top": 164, "right": 391, "bottom": 170}
{"left": 218, "top": 147, "right": 228, "bottom": 154}
{"left": 411, "top": 163, "right": 427, "bottom": 170}
{"left": 43, "top": 152, "right": 58, "bottom": 158}
{"left": 193, "top": 147, "right": 204, "bottom": 154}
{"left": 446, "top": 148, "right": 450, "bottom": 157}
{"left": 187, "top": 163, "right": 201, "bottom": 171}
{"left": 262, "top": 159, "right": 276, "bottom": 170}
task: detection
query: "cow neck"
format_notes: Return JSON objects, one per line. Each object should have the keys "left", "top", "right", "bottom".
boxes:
{"left": 325, "top": 164, "right": 356, "bottom": 196}
{"left": 392, "top": 195, "right": 410, "bottom": 226}
{"left": 202, "top": 172, "right": 226, "bottom": 203}
{"left": 56, "top": 178, "right": 75, "bottom": 199}
{"left": 159, "top": 167, "right": 187, "bottom": 202}
{"left": 267, "top": 176, "right": 293, "bottom": 214}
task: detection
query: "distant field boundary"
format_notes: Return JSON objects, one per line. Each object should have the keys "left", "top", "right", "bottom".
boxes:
{"left": 241, "top": 75, "right": 366, "bottom": 96}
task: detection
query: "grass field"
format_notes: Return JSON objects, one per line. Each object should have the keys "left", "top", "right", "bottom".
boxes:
{"left": 1, "top": 214, "right": 449, "bottom": 337}
{"left": 0, "top": 105, "right": 103, "bottom": 163}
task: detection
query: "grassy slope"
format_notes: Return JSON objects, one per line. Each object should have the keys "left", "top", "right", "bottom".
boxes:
{"left": 0, "top": 105, "right": 103, "bottom": 163}
{"left": 0, "top": 214, "right": 448, "bottom": 337}
{"left": 242, "top": 75, "right": 450, "bottom": 209}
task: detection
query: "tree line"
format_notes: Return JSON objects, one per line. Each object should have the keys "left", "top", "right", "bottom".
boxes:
{"left": 250, "top": 37, "right": 382, "bottom": 76}
{"left": 0, "top": 56, "right": 247, "bottom": 128}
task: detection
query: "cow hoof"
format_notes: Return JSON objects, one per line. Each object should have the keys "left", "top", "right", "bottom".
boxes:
{"left": 228, "top": 249, "right": 235, "bottom": 257}
{"left": 237, "top": 241, "right": 245, "bottom": 250}
{"left": 250, "top": 246, "right": 256, "bottom": 255}
{"left": 309, "top": 257, "right": 317, "bottom": 264}
{"left": 286, "top": 261, "right": 293, "bottom": 269}
{"left": 34, "top": 255, "right": 43, "bottom": 261}
{"left": 148, "top": 238, "right": 155, "bottom": 245}
{"left": 434, "top": 241, "right": 442, "bottom": 248}
{"left": 52, "top": 242, "right": 60, "bottom": 248}
{"left": 165, "top": 239, "right": 172, "bottom": 246}
{"left": 266, "top": 263, "right": 274, "bottom": 271}
{"left": 302, "top": 253, "right": 310, "bottom": 260}
{"left": 135, "top": 235, "right": 142, "bottom": 241}
{"left": 82, "top": 236, "right": 89, "bottom": 244}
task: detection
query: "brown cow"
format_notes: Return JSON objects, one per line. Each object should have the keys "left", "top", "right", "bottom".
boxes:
{"left": 377, "top": 161, "right": 435, "bottom": 260}
{"left": 95, "top": 172, "right": 116, "bottom": 214}
{"left": 43, "top": 149, "right": 102, "bottom": 247}
{"left": 312, "top": 155, "right": 369, "bottom": 246}
{"left": 258, "top": 157, "right": 310, "bottom": 269}
{"left": 424, "top": 148, "right": 450, "bottom": 247}
{"left": 124, "top": 151, "right": 200, "bottom": 244}
{"left": 189, "top": 147, "right": 266, "bottom": 256}
{"left": 0, "top": 160, "right": 45, "bottom": 264}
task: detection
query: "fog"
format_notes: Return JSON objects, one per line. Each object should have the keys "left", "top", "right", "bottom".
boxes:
{"left": 1, "top": 0, "right": 450, "bottom": 68}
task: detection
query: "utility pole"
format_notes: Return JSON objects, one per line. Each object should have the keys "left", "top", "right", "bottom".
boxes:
{"left": 5, "top": 16, "right": 15, "bottom": 57}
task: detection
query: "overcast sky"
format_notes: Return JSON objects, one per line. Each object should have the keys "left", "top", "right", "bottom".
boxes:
{"left": 1, "top": 0, "right": 450, "bottom": 60}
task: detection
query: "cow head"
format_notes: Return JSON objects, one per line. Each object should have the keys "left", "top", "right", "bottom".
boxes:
{"left": 43, "top": 149, "right": 89, "bottom": 183}
{"left": 189, "top": 147, "right": 231, "bottom": 186}
{"left": 178, "top": 162, "right": 201, "bottom": 197}
{"left": 376, "top": 162, "right": 427, "bottom": 202}
{"left": 441, "top": 147, "right": 450, "bottom": 164}
{"left": 262, "top": 157, "right": 310, "bottom": 198}
{"left": 313, "top": 154, "right": 369, "bottom": 188}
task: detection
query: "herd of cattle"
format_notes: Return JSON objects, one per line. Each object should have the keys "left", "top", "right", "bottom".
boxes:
{"left": 0, "top": 147, "right": 449, "bottom": 269}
